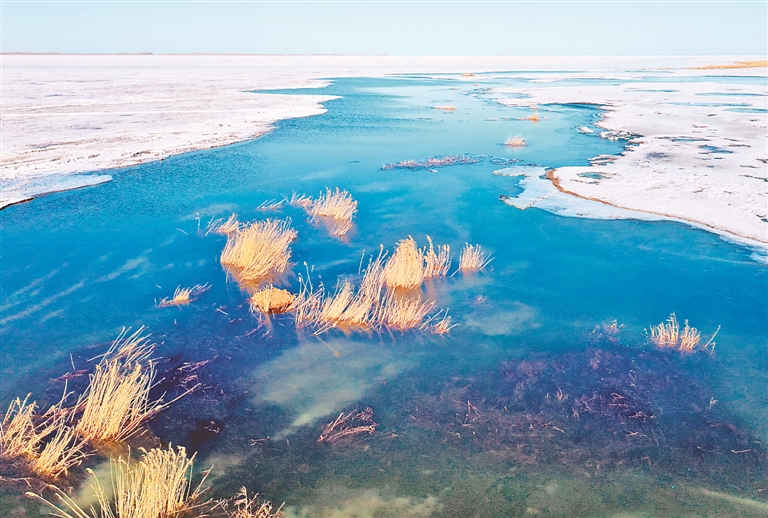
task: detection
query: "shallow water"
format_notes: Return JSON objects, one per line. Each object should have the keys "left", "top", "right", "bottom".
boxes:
{"left": 1, "top": 75, "right": 767, "bottom": 517}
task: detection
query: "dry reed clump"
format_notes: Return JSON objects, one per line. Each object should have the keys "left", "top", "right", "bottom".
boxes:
{"left": 382, "top": 236, "right": 425, "bottom": 290}
{"left": 207, "top": 214, "right": 241, "bottom": 235}
{"left": 1, "top": 395, "right": 87, "bottom": 479}
{"left": 75, "top": 328, "right": 188, "bottom": 444}
{"left": 257, "top": 199, "right": 285, "bottom": 211}
{"left": 422, "top": 236, "right": 451, "bottom": 279}
{"left": 457, "top": 243, "right": 493, "bottom": 272}
{"left": 28, "top": 445, "right": 210, "bottom": 518}
{"left": 158, "top": 283, "right": 211, "bottom": 308}
{"left": 306, "top": 188, "right": 358, "bottom": 236}
{"left": 287, "top": 192, "right": 313, "bottom": 208}
{"left": 425, "top": 309, "right": 458, "bottom": 335}
{"left": 224, "top": 487, "right": 283, "bottom": 518}
{"left": 377, "top": 292, "right": 436, "bottom": 330}
{"left": 504, "top": 135, "right": 527, "bottom": 147}
{"left": 648, "top": 313, "right": 720, "bottom": 353}
{"left": 220, "top": 219, "right": 296, "bottom": 283}
{"left": 249, "top": 286, "right": 296, "bottom": 314}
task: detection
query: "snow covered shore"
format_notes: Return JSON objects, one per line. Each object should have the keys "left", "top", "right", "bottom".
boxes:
{"left": 2, "top": 54, "right": 765, "bottom": 250}
{"left": 487, "top": 69, "right": 767, "bottom": 249}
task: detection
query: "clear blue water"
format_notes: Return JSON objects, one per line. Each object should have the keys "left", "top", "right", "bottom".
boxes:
{"left": 1, "top": 77, "right": 767, "bottom": 516}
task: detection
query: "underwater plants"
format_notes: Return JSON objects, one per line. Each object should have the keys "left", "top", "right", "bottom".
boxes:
{"left": 504, "top": 135, "right": 527, "bottom": 147}
{"left": 249, "top": 286, "right": 296, "bottom": 314}
{"left": 158, "top": 283, "right": 211, "bottom": 307}
{"left": 0, "top": 395, "right": 87, "bottom": 479}
{"left": 220, "top": 218, "right": 296, "bottom": 284}
{"left": 318, "top": 407, "right": 377, "bottom": 444}
{"left": 207, "top": 214, "right": 240, "bottom": 235}
{"left": 28, "top": 445, "right": 210, "bottom": 518}
{"left": 648, "top": 313, "right": 719, "bottom": 353}
{"left": 458, "top": 243, "right": 493, "bottom": 271}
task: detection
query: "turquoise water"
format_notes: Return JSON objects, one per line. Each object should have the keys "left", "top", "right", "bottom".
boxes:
{"left": 1, "top": 76, "right": 767, "bottom": 516}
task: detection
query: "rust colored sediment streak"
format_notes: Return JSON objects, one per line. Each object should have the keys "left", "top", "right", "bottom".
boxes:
{"left": 545, "top": 169, "right": 768, "bottom": 245}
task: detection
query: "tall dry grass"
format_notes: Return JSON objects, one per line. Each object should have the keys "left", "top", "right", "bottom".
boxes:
{"left": 220, "top": 219, "right": 296, "bottom": 283}
{"left": 306, "top": 188, "right": 357, "bottom": 236}
{"left": 458, "top": 244, "right": 493, "bottom": 272}
{"left": 382, "top": 237, "right": 425, "bottom": 290}
{"left": 224, "top": 488, "right": 283, "bottom": 518}
{"left": 1, "top": 395, "right": 87, "bottom": 479}
{"left": 504, "top": 135, "right": 527, "bottom": 147}
{"left": 649, "top": 313, "right": 719, "bottom": 353}
{"left": 377, "top": 292, "right": 436, "bottom": 330}
{"left": 422, "top": 236, "right": 451, "bottom": 278}
{"left": 75, "top": 328, "right": 190, "bottom": 444}
{"left": 28, "top": 445, "right": 210, "bottom": 518}
{"left": 207, "top": 214, "right": 240, "bottom": 235}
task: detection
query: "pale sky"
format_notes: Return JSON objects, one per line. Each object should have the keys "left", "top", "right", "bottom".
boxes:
{"left": 2, "top": 1, "right": 766, "bottom": 55}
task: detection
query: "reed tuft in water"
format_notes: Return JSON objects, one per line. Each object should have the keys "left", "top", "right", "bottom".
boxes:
{"left": 377, "top": 292, "right": 436, "bottom": 330}
{"left": 207, "top": 213, "right": 240, "bottom": 235}
{"left": 1, "top": 395, "right": 87, "bottom": 479}
{"left": 306, "top": 188, "right": 357, "bottom": 236}
{"left": 220, "top": 218, "right": 296, "bottom": 283}
{"left": 158, "top": 283, "right": 211, "bottom": 307}
{"left": 28, "top": 445, "right": 210, "bottom": 518}
{"left": 249, "top": 286, "right": 296, "bottom": 314}
{"left": 422, "top": 236, "right": 451, "bottom": 278}
{"left": 223, "top": 487, "right": 284, "bottom": 518}
{"left": 648, "top": 313, "right": 720, "bottom": 353}
{"left": 74, "top": 328, "right": 186, "bottom": 444}
{"left": 458, "top": 243, "right": 493, "bottom": 272}
{"left": 504, "top": 135, "right": 527, "bottom": 147}
{"left": 382, "top": 236, "right": 425, "bottom": 290}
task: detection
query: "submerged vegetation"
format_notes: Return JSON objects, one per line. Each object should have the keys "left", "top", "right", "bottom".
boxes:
{"left": 317, "top": 407, "right": 377, "bottom": 444}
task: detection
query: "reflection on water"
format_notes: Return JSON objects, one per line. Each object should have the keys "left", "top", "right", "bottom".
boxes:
{"left": 1, "top": 75, "right": 767, "bottom": 516}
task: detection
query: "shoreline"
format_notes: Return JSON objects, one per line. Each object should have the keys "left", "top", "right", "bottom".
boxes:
{"left": 2, "top": 55, "right": 766, "bottom": 254}
{"left": 545, "top": 170, "right": 768, "bottom": 253}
